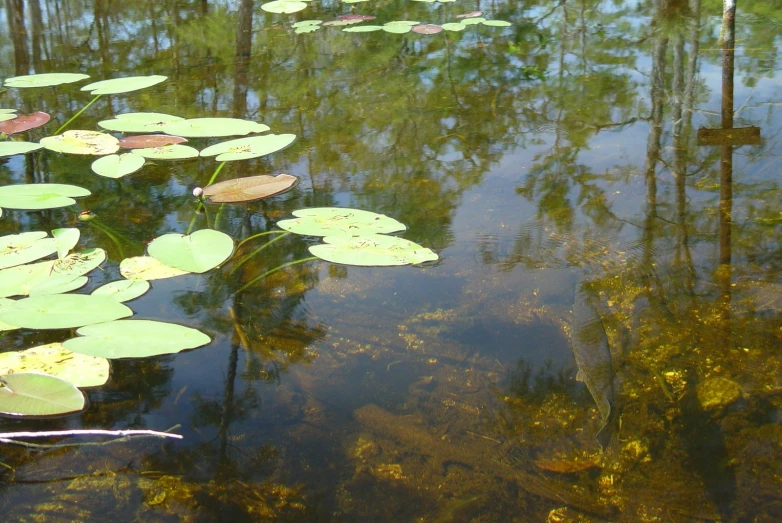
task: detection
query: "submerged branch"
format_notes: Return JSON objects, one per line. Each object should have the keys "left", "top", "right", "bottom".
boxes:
{"left": 0, "top": 426, "right": 183, "bottom": 448}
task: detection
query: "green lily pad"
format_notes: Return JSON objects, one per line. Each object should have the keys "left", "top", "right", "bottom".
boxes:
{"left": 277, "top": 207, "right": 406, "bottom": 236}
{"left": 0, "top": 261, "right": 52, "bottom": 298}
{"left": 80, "top": 75, "right": 167, "bottom": 95}
{"left": 0, "top": 248, "right": 105, "bottom": 298}
{"left": 0, "top": 342, "right": 109, "bottom": 387}
{"left": 481, "top": 20, "right": 512, "bottom": 27}
{"left": 63, "top": 320, "right": 211, "bottom": 359}
{"left": 295, "top": 25, "right": 321, "bottom": 34}
{"left": 310, "top": 234, "right": 439, "bottom": 266}
{"left": 0, "top": 372, "right": 85, "bottom": 417}
{"left": 161, "top": 118, "right": 269, "bottom": 138}
{"left": 0, "top": 109, "right": 17, "bottom": 122}
{"left": 40, "top": 130, "right": 120, "bottom": 155}
{"left": 3, "top": 73, "right": 90, "bottom": 88}
{"left": 0, "top": 183, "right": 91, "bottom": 210}
{"left": 460, "top": 17, "right": 486, "bottom": 25}
{"left": 52, "top": 228, "right": 80, "bottom": 258}
{"left": 0, "top": 141, "right": 44, "bottom": 157}
{"left": 201, "top": 174, "right": 298, "bottom": 203}
{"left": 293, "top": 20, "right": 322, "bottom": 28}
{"left": 0, "top": 297, "right": 19, "bottom": 331}
{"left": 199, "top": 134, "right": 296, "bottom": 161}
{"left": 0, "top": 294, "right": 132, "bottom": 329}
{"left": 261, "top": 0, "right": 309, "bottom": 14}
{"left": 441, "top": 23, "right": 467, "bottom": 32}
{"left": 383, "top": 24, "right": 413, "bottom": 34}
{"left": 384, "top": 21, "right": 421, "bottom": 26}
{"left": 343, "top": 26, "right": 383, "bottom": 32}
{"left": 130, "top": 144, "right": 199, "bottom": 160}
{"left": 0, "top": 231, "right": 57, "bottom": 270}
{"left": 91, "top": 153, "right": 146, "bottom": 178}
{"left": 148, "top": 229, "right": 234, "bottom": 274}
{"left": 119, "top": 256, "right": 191, "bottom": 280}
{"left": 28, "top": 275, "right": 88, "bottom": 296}
{"left": 91, "top": 279, "right": 150, "bottom": 302}
{"left": 98, "top": 112, "right": 185, "bottom": 133}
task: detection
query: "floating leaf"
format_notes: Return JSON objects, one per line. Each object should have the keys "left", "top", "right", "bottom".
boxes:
{"left": 131, "top": 144, "right": 199, "bottom": 160}
{"left": 295, "top": 25, "right": 320, "bottom": 34}
{"left": 261, "top": 0, "right": 309, "bottom": 14}
{"left": 201, "top": 174, "right": 298, "bottom": 203}
{"left": 98, "top": 112, "right": 185, "bottom": 133}
{"left": 64, "top": 320, "right": 211, "bottom": 359}
{"left": 460, "top": 17, "right": 486, "bottom": 25}
{"left": 119, "top": 256, "right": 191, "bottom": 280}
{"left": 0, "top": 298, "right": 18, "bottom": 331}
{"left": 0, "top": 248, "right": 105, "bottom": 298}
{"left": 455, "top": 11, "right": 482, "bottom": 18}
{"left": 292, "top": 20, "right": 322, "bottom": 28}
{"left": 0, "top": 372, "right": 85, "bottom": 417}
{"left": 0, "top": 109, "right": 16, "bottom": 122}
{"left": 0, "top": 183, "right": 90, "bottom": 210}
{"left": 91, "top": 153, "right": 146, "bottom": 178}
{"left": 161, "top": 118, "right": 270, "bottom": 138}
{"left": 481, "top": 20, "right": 512, "bottom": 27}
{"left": 40, "top": 130, "right": 120, "bottom": 155}
{"left": 309, "top": 234, "right": 439, "bottom": 266}
{"left": 51, "top": 228, "right": 80, "bottom": 259}
{"left": 441, "top": 23, "right": 467, "bottom": 32}
{"left": 199, "top": 134, "right": 296, "bottom": 161}
{"left": 118, "top": 134, "right": 187, "bottom": 149}
{"left": 340, "top": 15, "right": 375, "bottom": 21}
{"left": 343, "top": 26, "right": 383, "bottom": 32}
{"left": 383, "top": 24, "right": 413, "bottom": 34}
{"left": 0, "top": 343, "right": 109, "bottom": 387}
{"left": 412, "top": 24, "right": 443, "bottom": 34}
{"left": 148, "top": 229, "right": 234, "bottom": 274}
{"left": 0, "top": 261, "right": 52, "bottom": 298}
{"left": 0, "top": 294, "right": 132, "bottom": 329}
{"left": 50, "top": 248, "right": 106, "bottom": 280}
{"left": 91, "top": 279, "right": 150, "bottom": 302}
{"left": 342, "top": 0, "right": 368, "bottom": 3}
{"left": 384, "top": 21, "right": 421, "bottom": 26}
{"left": 0, "top": 141, "right": 44, "bottom": 157}
{"left": 3, "top": 73, "right": 90, "bottom": 88}
{"left": 81, "top": 75, "right": 167, "bottom": 95}
{"left": 28, "top": 275, "right": 88, "bottom": 296}
{"left": 0, "top": 112, "right": 50, "bottom": 134}
{"left": 277, "top": 207, "right": 406, "bottom": 236}
{"left": 0, "top": 231, "right": 57, "bottom": 270}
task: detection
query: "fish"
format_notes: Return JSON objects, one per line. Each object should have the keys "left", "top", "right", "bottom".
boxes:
{"left": 571, "top": 280, "right": 617, "bottom": 450}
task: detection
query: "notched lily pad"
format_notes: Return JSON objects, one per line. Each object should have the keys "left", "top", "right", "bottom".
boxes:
{"left": 0, "top": 183, "right": 91, "bottom": 210}
{"left": 0, "top": 231, "right": 57, "bottom": 270}
{"left": 0, "top": 372, "right": 85, "bottom": 417}
{"left": 148, "top": 229, "right": 234, "bottom": 274}
{"left": 161, "top": 118, "right": 270, "bottom": 138}
{"left": 309, "top": 234, "right": 439, "bottom": 266}
{"left": 40, "top": 130, "right": 120, "bottom": 155}
{"left": 0, "top": 342, "right": 109, "bottom": 388}
{"left": 119, "top": 256, "right": 191, "bottom": 280}
{"left": 3, "top": 73, "right": 89, "bottom": 88}
{"left": 81, "top": 75, "right": 167, "bottom": 95}
{"left": 199, "top": 134, "right": 296, "bottom": 161}
{"left": 91, "top": 153, "right": 146, "bottom": 178}
{"left": 201, "top": 174, "right": 298, "bottom": 203}
{"left": 277, "top": 207, "right": 406, "bottom": 236}
{"left": 51, "top": 228, "right": 80, "bottom": 259}
{"left": 98, "top": 112, "right": 185, "bottom": 133}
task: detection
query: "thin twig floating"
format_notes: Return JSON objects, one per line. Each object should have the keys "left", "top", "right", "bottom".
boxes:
{"left": 0, "top": 426, "right": 183, "bottom": 448}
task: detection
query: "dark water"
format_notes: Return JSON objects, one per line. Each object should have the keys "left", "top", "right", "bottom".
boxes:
{"left": 1, "top": 0, "right": 781, "bottom": 521}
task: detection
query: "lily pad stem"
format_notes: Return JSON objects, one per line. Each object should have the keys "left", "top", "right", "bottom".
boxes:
{"left": 230, "top": 231, "right": 290, "bottom": 276}
{"left": 234, "top": 256, "right": 318, "bottom": 295}
{"left": 54, "top": 94, "right": 102, "bottom": 134}
{"left": 186, "top": 161, "right": 228, "bottom": 234}
{"left": 236, "top": 230, "right": 287, "bottom": 250}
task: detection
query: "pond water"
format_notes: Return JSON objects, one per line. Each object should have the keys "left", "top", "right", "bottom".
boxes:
{"left": 1, "top": 0, "right": 781, "bottom": 521}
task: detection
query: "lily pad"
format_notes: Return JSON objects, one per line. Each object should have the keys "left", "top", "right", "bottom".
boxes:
{"left": 81, "top": 75, "right": 167, "bottom": 95}
{"left": 200, "top": 174, "right": 298, "bottom": 203}
{"left": 0, "top": 232, "right": 57, "bottom": 270}
{"left": 63, "top": 320, "right": 211, "bottom": 359}
{"left": 91, "top": 153, "right": 146, "bottom": 178}
{"left": 277, "top": 207, "right": 406, "bottom": 236}
{"left": 441, "top": 23, "right": 467, "bottom": 32}
{"left": 343, "top": 26, "right": 383, "bottom": 32}
{"left": 91, "top": 279, "right": 150, "bottom": 302}
{"left": 119, "top": 256, "right": 191, "bottom": 280}
{"left": 412, "top": 24, "right": 443, "bottom": 34}
{"left": 130, "top": 144, "right": 199, "bottom": 160}
{"left": 0, "top": 109, "right": 16, "bottom": 122}
{"left": 0, "top": 183, "right": 90, "bottom": 210}
{"left": 481, "top": 20, "right": 512, "bottom": 27}
{"left": 0, "top": 112, "right": 51, "bottom": 134}
{"left": 199, "top": 134, "right": 296, "bottom": 161}
{"left": 0, "top": 248, "right": 105, "bottom": 298}
{"left": 455, "top": 11, "right": 482, "bottom": 18}
{"left": 0, "top": 294, "right": 132, "bottom": 329}
{"left": 51, "top": 228, "right": 80, "bottom": 259}
{"left": 0, "top": 342, "right": 109, "bottom": 387}
{"left": 0, "top": 372, "right": 85, "bottom": 417}
{"left": 295, "top": 25, "right": 321, "bottom": 34}
{"left": 310, "top": 234, "right": 439, "bottom": 266}
{"left": 292, "top": 20, "right": 322, "bottom": 28}
{"left": 261, "top": 0, "right": 309, "bottom": 14}
{"left": 0, "top": 141, "right": 44, "bottom": 157}
{"left": 161, "top": 118, "right": 270, "bottom": 138}
{"left": 148, "top": 229, "right": 234, "bottom": 274}
{"left": 98, "top": 112, "right": 185, "bottom": 133}
{"left": 3, "top": 73, "right": 90, "bottom": 88}
{"left": 118, "top": 134, "right": 188, "bottom": 149}
{"left": 460, "top": 17, "right": 486, "bottom": 25}
{"left": 383, "top": 24, "right": 413, "bottom": 34}
{"left": 0, "top": 298, "right": 18, "bottom": 331}
{"left": 28, "top": 275, "right": 88, "bottom": 296}
{"left": 40, "top": 130, "right": 120, "bottom": 155}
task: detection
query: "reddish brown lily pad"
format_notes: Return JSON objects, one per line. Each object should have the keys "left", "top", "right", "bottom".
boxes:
{"left": 118, "top": 134, "right": 188, "bottom": 149}
{"left": 412, "top": 24, "right": 443, "bottom": 35}
{"left": 201, "top": 174, "right": 298, "bottom": 203}
{"left": 456, "top": 11, "right": 482, "bottom": 18}
{"left": 0, "top": 112, "right": 50, "bottom": 135}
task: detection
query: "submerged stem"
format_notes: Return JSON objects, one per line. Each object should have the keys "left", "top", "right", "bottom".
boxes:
{"left": 187, "top": 162, "right": 228, "bottom": 233}
{"left": 234, "top": 256, "right": 318, "bottom": 295}
{"left": 236, "top": 230, "right": 287, "bottom": 250}
{"left": 54, "top": 94, "right": 102, "bottom": 134}
{"left": 230, "top": 231, "right": 290, "bottom": 276}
